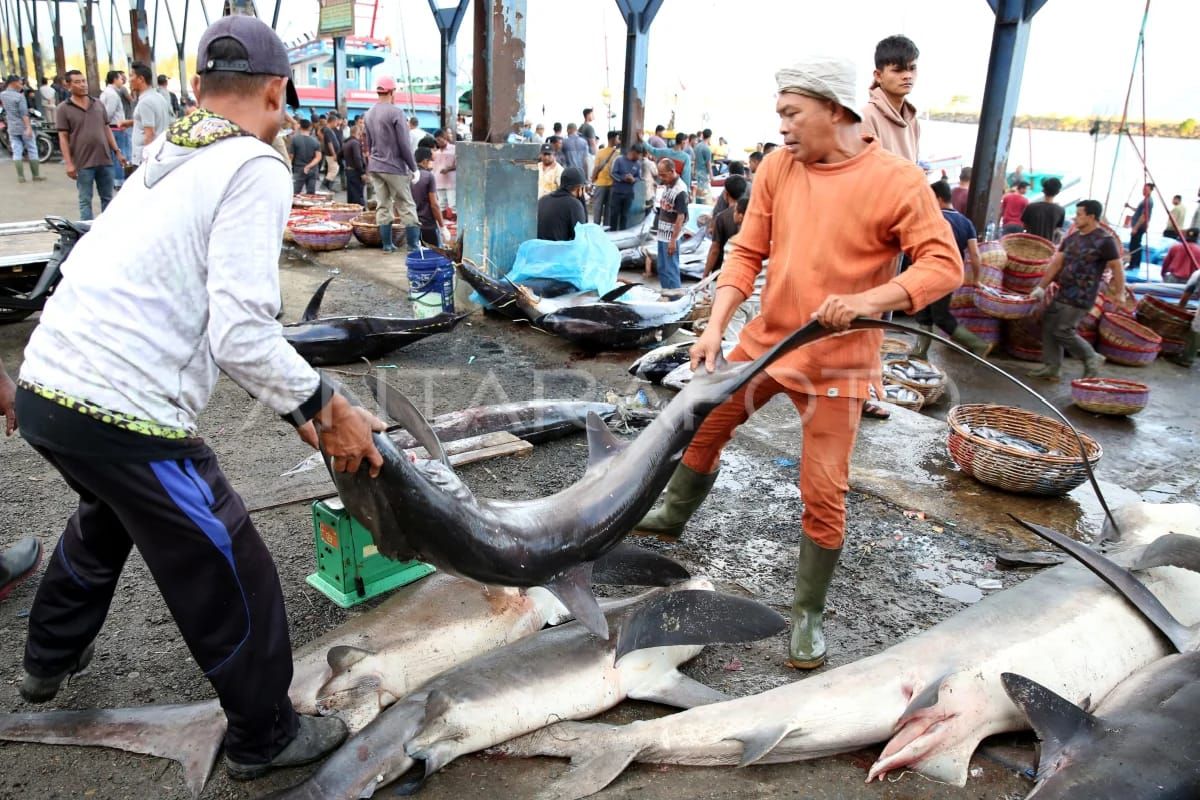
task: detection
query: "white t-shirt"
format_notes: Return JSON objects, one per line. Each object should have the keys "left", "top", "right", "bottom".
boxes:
{"left": 132, "top": 91, "right": 172, "bottom": 164}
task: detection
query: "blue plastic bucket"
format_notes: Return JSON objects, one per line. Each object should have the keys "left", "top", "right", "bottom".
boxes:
{"left": 406, "top": 249, "right": 455, "bottom": 319}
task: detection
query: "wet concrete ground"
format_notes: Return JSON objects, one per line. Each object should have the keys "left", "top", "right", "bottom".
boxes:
{"left": 0, "top": 162, "right": 1195, "bottom": 799}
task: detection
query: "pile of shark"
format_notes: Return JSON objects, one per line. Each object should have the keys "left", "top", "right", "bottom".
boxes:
{"left": 2, "top": 319, "right": 1197, "bottom": 799}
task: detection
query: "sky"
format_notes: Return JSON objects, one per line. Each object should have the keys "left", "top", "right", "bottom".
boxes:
{"left": 20, "top": 0, "right": 1200, "bottom": 143}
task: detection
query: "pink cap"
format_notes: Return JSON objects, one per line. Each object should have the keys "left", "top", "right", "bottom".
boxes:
{"left": 375, "top": 75, "right": 396, "bottom": 92}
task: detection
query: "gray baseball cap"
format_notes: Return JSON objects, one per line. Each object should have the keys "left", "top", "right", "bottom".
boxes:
{"left": 196, "top": 16, "right": 300, "bottom": 108}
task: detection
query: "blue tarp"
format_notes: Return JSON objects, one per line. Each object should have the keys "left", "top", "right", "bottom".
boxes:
{"left": 506, "top": 223, "right": 621, "bottom": 295}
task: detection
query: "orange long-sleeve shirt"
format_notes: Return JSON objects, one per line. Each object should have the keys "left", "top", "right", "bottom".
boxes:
{"left": 719, "top": 139, "right": 963, "bottom": 400}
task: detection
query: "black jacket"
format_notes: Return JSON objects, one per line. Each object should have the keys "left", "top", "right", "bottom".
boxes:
{"left": 537, "top": 190, "right": 586, "bottom": 241}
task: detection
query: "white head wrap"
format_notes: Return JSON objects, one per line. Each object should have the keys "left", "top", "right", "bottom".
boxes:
{"left": 775, "top": 57, "right": 864, "bottom": 121}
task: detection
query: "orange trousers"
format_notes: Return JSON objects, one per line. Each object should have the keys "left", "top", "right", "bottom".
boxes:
{"left": 681, "top": 348, "right": 863, "bottom": 549}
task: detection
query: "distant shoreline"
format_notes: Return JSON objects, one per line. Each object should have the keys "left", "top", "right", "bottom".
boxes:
{"left": 928, "top": 112, "right": 1200, "bottom": 141}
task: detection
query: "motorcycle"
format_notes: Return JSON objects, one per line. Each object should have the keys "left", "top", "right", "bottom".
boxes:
{"left": 0, "top": 216, "right": 89, "bottom": 324}
{"left": 0, "top": 108, "right": 56, "bottom": 163}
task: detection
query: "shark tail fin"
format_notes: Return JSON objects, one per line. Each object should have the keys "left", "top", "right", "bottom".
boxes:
{"left": 615, "top": 589, "right": 787, "bottom": 661}
{"left": 300, "top": 277, "right": 335, "bottom": 322}
{"left": 1012, "top": 516, "right": 1194, "bottom": 652}
{"left": 1001, "top": 672, "right": 1097, "bottom": 779}
{"left": 544, "top": 563, "right": 607, "bottom": 639}
{"left": 0, "top": 700, "right": 227, "bottom": 799}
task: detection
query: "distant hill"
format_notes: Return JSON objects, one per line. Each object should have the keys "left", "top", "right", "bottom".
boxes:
{"left": 928, "top": 110, "right": 1199, "bottom": 140}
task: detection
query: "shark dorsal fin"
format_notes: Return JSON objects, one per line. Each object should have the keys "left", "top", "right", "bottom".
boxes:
{"left": 614, "top": 589, "right": 787, "bottom": 661}
{"left": 301, "top": 277, "right": 335, "bottom": 322}
{"left": 544, "top": 563, "right": 607, "bottom": 640}
{"left": 364, "top": 373, "right": 451, "bottom": 470}
{"left": 1001, "top": 672, "right": 1097, "bottom": 776}
{"left": 1012, "top": 516, "right": 1194, "bottom": 653}
{"left": 585, "top": 412, "right": 624, "bottom": 467}
{"left": 600, "top": 283, "right": 638, "bottom": 302}
{"left": 1134, "top": 533, "right": 1200, "bottom": 575}
{"left": 326, "top": 645, "right": 373, "bottom": 672}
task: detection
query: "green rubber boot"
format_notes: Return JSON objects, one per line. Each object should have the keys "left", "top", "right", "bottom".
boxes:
{"left": 1168, "top": 330, "right": 1197, "bottom": 368}
{"left": 29, "top": 159, "right": 43, "bottom": 181}
{"left": 15, "top": 161, "right": 26, "bottom": 183}
{"left": 786, "top": 536, "right": 843, "bottom": 670}
{"left": 910, "top": 325, "right": 933, "bottom": 360}
{"left": 631, "top": 463, "right": 719, "bottom": 543}
{"left": 951, "top": 324, "right": 994, "bottom": 357}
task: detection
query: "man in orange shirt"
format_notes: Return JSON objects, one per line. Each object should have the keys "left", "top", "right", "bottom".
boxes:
{"left": 634, "top": 56, "right": 962, "bottom": 670}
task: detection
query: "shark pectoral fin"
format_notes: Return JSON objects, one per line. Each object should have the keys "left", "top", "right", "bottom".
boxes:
{"left": 591, "top": 543, "right": 690, "bottom": 587}
{"left": 911, "top": 740, "right": 978, "bottom": 786}
{"left": 1012, "top": 516, "right": 1194, "bottom": 653}
{"left": 735, "top": 724, "right": 791, "bottom": 768}
{"left": 600, "top": 283, "right": 638, "bottom": 302}
{"left": 364, "top": 374, "right": 451, "bottom": 469}
{"left": 1133, "top": 533, "right": 1200, "bottom": 574}
{"left": 1001, "top": 672, "right": 1096, "bottom": 777}
{"left": 615, "top": 590, "right": 787, "bottom": 661}
{"left": 539, "top": 745, "right": 643, "bottom": 800}
{"left": 0, "top": 701, "right": 227, "bottom": 799}
{"left": 584, "top": 411, "right": 625, "bottom": 467}
{"left": 627, "top": 669, "right": 730, "bottom": 709}
{"left": 545, "top": 563, "right": 609, "bottom": 640}
{"left": 300, "top": 277, "right": 336, "bottom": 322}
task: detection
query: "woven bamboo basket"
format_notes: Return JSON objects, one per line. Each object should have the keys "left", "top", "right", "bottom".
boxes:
{"left": 1099, "top": 312, "right": 1162, "bottom": 351}
{"left": 284, "top": 210, "right": 329, "bottom": 244}
{"left": 292, "top": 192, "right": 334, "bottom": 209}
{"left": 1099, "top": 339, "right": 1159, "bottom": 366}
{"left": 1005, "top": 341, "right": 1043, "bottom": 362}
{"left": 881, "top": 336, "right": 914, "bottom": 359}
{"left": 1100, "top": 287, "right": 1138, "bottom": 317}
{"left": 1135, "top": 294, "right": 1193, "bottom": 341}
{"left": 882, "top": 358, "right": 947, "bottom": 404}
{"left": 1079, "top": 326, "right": 1098, "bottom": 345}
{"left": 350, "top": 212, "right": 384, "bottom": 247}
{"left": 977, "top": 262, "right": 1005, "bottom": 289}
{"left": 1001, "top": 233, "right": 1055, "bottom": 272}
{"left": 947, "top": 404, "right": 1102, "bottom": 496}
{"left": 1003, "top": 269, "right": 1044, "bottom": 295}
{"left": 979, "top": 240, "right": 1008, "bottom": 269}
{"left": 975, "top": 285, "right": 1041, "bottom": 320}
{"left": 1003, "top": 316, "right": 1043, "bottom": 360}
{"left": 1160, "top": 335, "right": 1186, "bottom": 357}
{"left": 881, "top": 380, "right": 925, "bottom": 411}
{"left": 1071, "top": 378, "right": 1149, "bottom": 416}
{"left": 291, "top": 221, "right": 353, "bottom": 252}
{"left": 963, "top": 318, "right": 1003, "bottom": 345}
{"left": 323, "top": 202, "right": 365, "bottom": 223}
{"left": 950, "top": 284, "right": 977, "bottom": 309}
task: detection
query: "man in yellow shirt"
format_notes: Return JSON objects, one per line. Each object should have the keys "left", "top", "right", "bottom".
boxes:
{"left": 591, "top": 130, "right": 620, "bottom": 226}
{"left": 537, "top": 144, "right": 564, "bottom": 199}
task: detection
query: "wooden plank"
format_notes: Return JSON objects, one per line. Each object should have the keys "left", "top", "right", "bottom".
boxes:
{"left": 242, "top": 432, "right": 533, "bottom": 514}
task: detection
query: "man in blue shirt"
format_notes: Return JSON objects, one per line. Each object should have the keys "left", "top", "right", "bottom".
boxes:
{"left": 911, "top": 181, "right": 991, "bottom": 358}
{"left": 608, "top": 144, "right": 643, "bottom": 231}
{"left": 1125, "top": 182, "right": 1154, "bottom": 272}
{"left": 1, "top": 75, "right": 44, "bottom": 182}
{"left": 561, "top": 123, "right": 589, "bottom": 174}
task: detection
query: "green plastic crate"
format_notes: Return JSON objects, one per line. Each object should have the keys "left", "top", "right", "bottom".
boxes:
{"left": 306, "top": 498, "right": 435, "bottom": 608}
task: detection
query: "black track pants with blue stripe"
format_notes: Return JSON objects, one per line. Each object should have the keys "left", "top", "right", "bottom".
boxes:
{"left": 23, "top": 445, "right": 300, "bottom": 764}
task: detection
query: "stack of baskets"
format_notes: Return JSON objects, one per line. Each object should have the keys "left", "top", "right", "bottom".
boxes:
{"left": 1070, "top": 378, "right": 1150, "bottom": 416}
{"left": 975, "top": 285, "right": 1041, "bottom": 320}
{"left": 1001, "top": 233, "right": 1055, "bottom": 294}
{"left": 290, "top": 220, "right": 353, "bottom": 252}
{"left": 322, "top": 202, "right": 365, "bottom": 223}
{"left": 947, "top": 404, "right": 1103, "bottom": 496}
{"left": 350, "top": 212, "right": 384, "bottom": 247}
{"left": 1135, "top": 295, "right": 1194, "bottom": 358}
{"left": 882, "top": 358, "right": 947, "bottom": 406}
{"left": 1098, "top": 312, "right": 1162, "bottom": 366}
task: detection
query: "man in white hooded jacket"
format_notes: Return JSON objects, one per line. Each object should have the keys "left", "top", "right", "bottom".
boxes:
{"left": 14, "top": 16, "right": 382, "bottom": 781}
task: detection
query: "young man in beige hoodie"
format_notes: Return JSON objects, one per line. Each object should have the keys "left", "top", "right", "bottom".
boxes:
{"left": 860, "top": 35, "right": 920, "bottom": 161}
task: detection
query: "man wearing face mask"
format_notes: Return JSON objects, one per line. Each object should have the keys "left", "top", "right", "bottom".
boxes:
{"left": 14, "top": 16, "right": 383, "bottom": 781}
{"left": 633, "top": 56, "right": 961, "bottom": 670}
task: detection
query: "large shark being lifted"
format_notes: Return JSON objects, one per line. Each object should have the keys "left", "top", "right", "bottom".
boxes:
{"left": 325, "top": 319, "right": 854, "bottom": 639}
{"left": 283, "top": 277, "right": 466, "bottom": 365}
{"left": 1003, "top": 518, "right": 1200, "bottom": 800}
{"left": 276, "top": 580, "right": 786, "bottom": 799}
{"left": 497, "top": 503, "right": 1200, "bottom": 799}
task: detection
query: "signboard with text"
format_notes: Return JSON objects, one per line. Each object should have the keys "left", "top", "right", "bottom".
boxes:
{"left": 317, "top": 0, "right": 355, "bottom": 37}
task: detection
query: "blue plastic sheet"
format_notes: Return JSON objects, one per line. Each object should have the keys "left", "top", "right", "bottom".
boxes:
{"left": 507, "top": 222, "right": 621, "bottom": 295}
